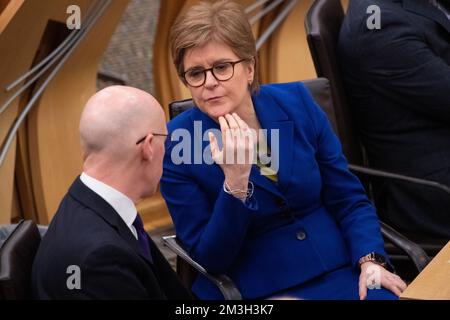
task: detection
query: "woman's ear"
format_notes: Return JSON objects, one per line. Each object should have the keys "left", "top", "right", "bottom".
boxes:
{"left": 247, "top": 57, "right": 255, "bottom": 84}
{"left": 141, "top": 134, "right": 154, "bottom": 161}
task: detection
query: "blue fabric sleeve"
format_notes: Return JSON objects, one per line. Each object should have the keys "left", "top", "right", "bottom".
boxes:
{"left": 161, "top": 159, "right": 258, "bottom": 273}
{"left": 297, "top": 83, "right": 388, "bottom": 268}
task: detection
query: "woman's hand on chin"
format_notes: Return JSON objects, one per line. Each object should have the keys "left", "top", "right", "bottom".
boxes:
{"left": 209, "top": 113, "right": 255, "bottom": 195}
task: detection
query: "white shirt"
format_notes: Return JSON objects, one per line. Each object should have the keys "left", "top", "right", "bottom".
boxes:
{"left": 80, "top": 172, "right": 138, "bottom": 239}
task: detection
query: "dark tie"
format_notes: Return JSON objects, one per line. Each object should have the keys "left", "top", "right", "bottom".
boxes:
{"left": 132, "top": 214, "right": 153, "bottom": 263}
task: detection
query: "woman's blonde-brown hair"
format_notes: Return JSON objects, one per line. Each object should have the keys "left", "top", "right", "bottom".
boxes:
{"left": 170, "top": 0, "right": 259, "bottom": 93}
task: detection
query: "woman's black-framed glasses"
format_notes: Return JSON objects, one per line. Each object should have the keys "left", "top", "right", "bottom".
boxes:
{"left": 135, "top": 133, "right": 169, "bottom": 145}
{"left": 182, "top": 58, "right": 248, "bottom": 88}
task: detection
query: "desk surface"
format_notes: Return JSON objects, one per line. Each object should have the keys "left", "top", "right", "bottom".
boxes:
{"left": 400, "top": 241, "right": 450, "bottom": 300}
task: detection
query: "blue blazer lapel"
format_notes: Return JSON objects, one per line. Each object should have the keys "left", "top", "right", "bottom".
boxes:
{"left": 253, "top": 90, "right": 294, "bottom": 195}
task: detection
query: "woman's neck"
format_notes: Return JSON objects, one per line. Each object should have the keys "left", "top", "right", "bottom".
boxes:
{"left": 235, "top": 98, "right": 261, "bottom": 132}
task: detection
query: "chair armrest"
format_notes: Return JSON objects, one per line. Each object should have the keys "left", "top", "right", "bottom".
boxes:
{"left": 349, "top": 164, "right": 450, "bottom": 196}
{"left": 379, "top": 222, "right": 431, "bottom": 272}
{"left": 348, "top": 164, "right": 435, "bottom": 272}
{"left": 162, "top": 235, "right": 242, "bottom": 300}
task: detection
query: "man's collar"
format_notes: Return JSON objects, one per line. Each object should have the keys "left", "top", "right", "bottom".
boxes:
{"left": 80, "top": 172, "right": 137, "bottom": 234}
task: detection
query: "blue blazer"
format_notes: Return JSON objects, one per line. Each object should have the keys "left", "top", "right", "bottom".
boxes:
{"left": 161, "top": 82, "right": 387, "bottom": 299}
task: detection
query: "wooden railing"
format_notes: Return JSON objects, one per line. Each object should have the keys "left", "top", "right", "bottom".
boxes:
{"left": 0, "top": 0, "right": 129, "bottom": 225}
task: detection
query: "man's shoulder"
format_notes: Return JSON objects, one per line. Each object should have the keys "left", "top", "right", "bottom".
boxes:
{"left": 32, "top": 220, "right": 141, "bottom": 299}
{"left": 346, "top": 0, "right": 403, "bottom": 15}
{"left": 339, "top": 0, "right": 423, "bottom": 61}
{"left": 39, "top": 193, "right": 124, "bottom": 259}
{"left": 344, "top": 0, "right": 419, "bottom": 31}
{"left": 32, "top": 202, "right": 131, "bottom": 293}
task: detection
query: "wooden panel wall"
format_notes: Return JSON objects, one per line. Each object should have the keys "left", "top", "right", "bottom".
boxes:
{"left": 1, "top": 0, "right": 46, "bottom": 224}
{"left": 27, "top": 0, "right": 130, "bottom": 224}
{"left": 0, "top": 0, "right": 129, "bottom": 224}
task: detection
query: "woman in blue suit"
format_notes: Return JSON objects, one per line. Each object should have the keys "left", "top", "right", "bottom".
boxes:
{"left": 161, "top": 0, "right": 406, "bottom": 300}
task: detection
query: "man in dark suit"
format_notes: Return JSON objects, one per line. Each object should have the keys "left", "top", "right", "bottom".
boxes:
{"left": 32, "top": 86, "right": 192, "bottom": 299}
{"left": 338, "top": 0, "right": 450, "bottom": 238}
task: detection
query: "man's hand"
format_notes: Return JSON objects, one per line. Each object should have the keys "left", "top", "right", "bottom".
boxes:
{"left": 359, "top": 261, "right": 407, "bottom": 300}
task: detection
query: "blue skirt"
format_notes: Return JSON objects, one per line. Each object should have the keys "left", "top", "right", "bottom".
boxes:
{"left": 265, "top": 266, "right": 398, "bottom": 300}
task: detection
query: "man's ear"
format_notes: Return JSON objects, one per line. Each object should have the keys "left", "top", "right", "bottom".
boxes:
{"left": 141, "top": 134, "right": 154, "bottom": 161}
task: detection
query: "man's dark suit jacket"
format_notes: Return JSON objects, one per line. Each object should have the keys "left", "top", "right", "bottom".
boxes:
{"left": 31, "top": 177, "right": 192, "bottom": 299}
{"left": 338, "top": 0, "right": 450, "bottom": 238}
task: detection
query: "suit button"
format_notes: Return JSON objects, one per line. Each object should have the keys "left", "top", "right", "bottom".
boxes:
{"left": 296, "top": 229, "right": 306, "bottom": 241}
